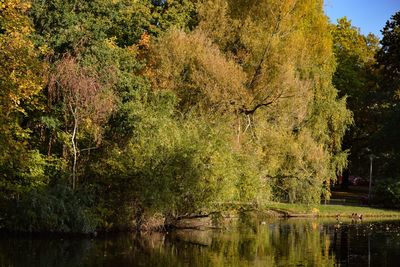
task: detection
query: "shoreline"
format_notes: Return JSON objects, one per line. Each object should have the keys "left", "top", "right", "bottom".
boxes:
{"left": 2, "top": 203, "right": 400, "bottom": 235}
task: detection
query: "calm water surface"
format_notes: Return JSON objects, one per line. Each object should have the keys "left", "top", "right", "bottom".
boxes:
{"left": 2, "top": 215, "right": 400, "bottom": 266}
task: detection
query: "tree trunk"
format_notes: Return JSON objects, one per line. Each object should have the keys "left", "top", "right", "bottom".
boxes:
{"left": 71, "top": 106, "right": 78, "bottom": 190}
{"left": 47, "top": 132, "right": 53, "bottom": 156}
{"left": 237, "top": 115, "right": 241, "bottom": 147}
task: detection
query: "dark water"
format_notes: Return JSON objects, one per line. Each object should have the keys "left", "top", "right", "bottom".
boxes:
{"left": 2, "top": 215, "right": 400, "bottom": 266}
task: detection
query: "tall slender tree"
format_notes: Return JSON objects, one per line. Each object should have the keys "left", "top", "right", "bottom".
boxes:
{"left": 331, "top": 17, "right": 380, "bottom": 182}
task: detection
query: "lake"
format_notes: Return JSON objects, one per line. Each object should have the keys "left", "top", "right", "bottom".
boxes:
{"left": 2, "top": 214, "right": 400, "bottom": 266}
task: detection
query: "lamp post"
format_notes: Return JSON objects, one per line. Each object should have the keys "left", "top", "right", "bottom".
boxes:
{"left": 368, "top": 154, "right": 374, "bottom": 200}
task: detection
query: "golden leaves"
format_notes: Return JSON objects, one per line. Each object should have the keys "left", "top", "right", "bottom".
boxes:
{"left": 0, "top": 0, "right": 46, "bottom": 115}
{"left": 149, "top": 29, "right": 249, "bottom": 113}
{"left": 138, "top": 32, "right": 151, "bottom": 49}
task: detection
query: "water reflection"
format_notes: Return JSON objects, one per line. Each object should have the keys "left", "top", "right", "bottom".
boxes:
{"left": 2, "top": 215, "right": 400, "bottom": 266}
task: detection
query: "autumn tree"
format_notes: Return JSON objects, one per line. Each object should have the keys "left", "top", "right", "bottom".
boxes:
{"left": 194, "top": 0, "right": 352, "bottom": 202}
{"left": 149, "top": 29, "right": 249, "bottom": 114}
{"left": 0, "top": 0, "right": 358, "bottom": 231}
{"left": 0, "top": 0, "right": 47, "bottom": 197}
{"left": 49, "top": 55, "right": 114, "bottom": 189}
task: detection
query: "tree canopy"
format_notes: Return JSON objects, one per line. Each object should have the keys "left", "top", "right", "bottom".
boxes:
{"left": 6, "top": 0, "right": 400, "bottom": 232}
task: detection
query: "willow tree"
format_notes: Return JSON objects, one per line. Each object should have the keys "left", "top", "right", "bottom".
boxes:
{"left": 149, "top": 29, "right": 249, "bottom": 114}
{"left": 194, "top": 0, "right": 352, "bottom": 203}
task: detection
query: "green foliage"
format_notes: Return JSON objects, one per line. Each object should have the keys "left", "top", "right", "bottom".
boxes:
{"left": 92, "top": 91, "right": 257, "bottom": 224}
{"left": 373, "top": 12, "right": 400, "bottom": 178}
{"left": 31, "top": 0, "right": 148, "bottom": 52}
{"left": 373, "top": 178, "right": 400, "bottom": 208}
{"left": 30, "top": 0, "right": 196, "bottom": 53}
{"left": 1, "top": 185, "right": 97, "bottom": 233}
{"left": 0, "top": 0, "right": 362, "bottom": 232}
{"left": 331, "top": 17, "right": 380, "bottom": 177}
{"left": 258, "top": 127, "right": 331, "bottom": 203}
{"left": 149, "top": 29, "right": 248, "bottom": 113}
{"left": 0, "top": 0, "right": 48, "bottom": 197}
{"left": 196, "top": 0, "right": 352, "bottom": 203}
{"left": 377, "top": 11, "right": 400, "bottom": 95}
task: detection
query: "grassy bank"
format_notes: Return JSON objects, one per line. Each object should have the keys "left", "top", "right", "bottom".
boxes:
{"left": 261, "top": 202, "right": 400, "bottom": 218}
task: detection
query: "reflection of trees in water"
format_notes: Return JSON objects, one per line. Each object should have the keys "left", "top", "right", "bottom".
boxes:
{"left": 4, "top": 220, "right": 400, "bottom": 266}
{"left": 329, "top": 221, "right": 400, "bottom": 267}
{"left": 167, "top": 217, "right": 337, "bottom": 266}
{"left": 0, "top": 237, "right": 93, "bottom": 267}
{"left": 330, "top": 224, "right": 350, "bottom": 265}
{"left": 0, "top": 220, "right": 335, "bottom": 267}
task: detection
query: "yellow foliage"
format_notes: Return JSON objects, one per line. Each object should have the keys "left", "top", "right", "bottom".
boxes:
{"left": 149, "top": 29, "right": 249, "bottom": 113}
{"left": 312, "top": 208, "right": 320, "bottom": 214}
{"left": 0, "top": 0, "right": 46, "bottom": 115}
{"left": 0, "top": 0, "right": 47, "bottom": 168}
{"left": 138, "top": 32, "right": 151, "bottom": 49}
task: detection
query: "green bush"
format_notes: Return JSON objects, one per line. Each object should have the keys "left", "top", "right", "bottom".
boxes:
{"left": 1, "top": 185, "right": 97, "bottom": 233}
{"left": 373, "top": 178, "right": 400, "bottom": 208}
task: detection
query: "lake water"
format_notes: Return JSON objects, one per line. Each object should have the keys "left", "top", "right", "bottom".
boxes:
{"left": 2, "top": 214, "right": 400, "bottom": 266}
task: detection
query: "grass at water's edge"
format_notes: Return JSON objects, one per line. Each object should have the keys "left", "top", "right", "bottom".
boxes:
{"left": 3, "top": 203, "right": 400, "bottom": 235}
{"left": 260, "top": 202, "right": 400, "bottom": 218}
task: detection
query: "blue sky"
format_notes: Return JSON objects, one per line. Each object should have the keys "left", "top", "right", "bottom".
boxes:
{"left": 324, "top": 0, "right": 400, "bottom": 38}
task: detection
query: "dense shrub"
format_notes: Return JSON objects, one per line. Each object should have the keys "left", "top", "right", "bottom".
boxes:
{"left": 373, "top": 178, "right": 400, "bottom": 208}
{"left": 1, "top": 185, "right": 97, "bottom": 233}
